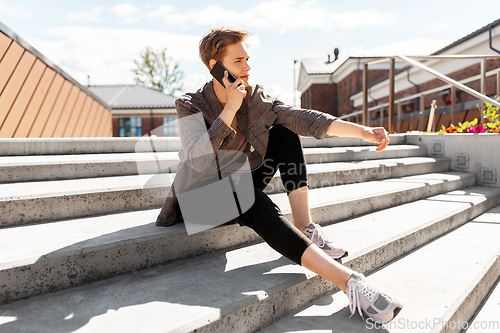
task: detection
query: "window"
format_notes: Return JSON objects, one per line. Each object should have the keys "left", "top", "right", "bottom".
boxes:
{"left": 163, "top": 116, "right": 179, "bottom": 137}
{"left": 119, "top": 117, "right": 142, "bottom": 137}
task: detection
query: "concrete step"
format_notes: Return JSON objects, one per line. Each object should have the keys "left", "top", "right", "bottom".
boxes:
{"left": 0, "top": 186, "right": 498, "bottom": 332}
{"left": 262, "top": 203, "right": 500, "bottom": 333}
{"left": 0, "top": 172, "right": 476, "bottom": 303}
{"left": 289, "top": 156, "right": 449, "bottom": 191}
{"left": 0, "top": 152, "right": 179, "bottom": 183}
{"left": 300, "top": 134, "right": 406, "bottom": 148}
{"left": 0, "top": 144, "right": 425, "bottom": 183}
{"left": 0, "top": 173, "right": 174, "bottom": 227}
{"left": 0, "top": 157, "right": 449, "bottom": 227}
{"left": 0, "top": 137, "right": 181, "bottom": 156}
{"left": 0, "top": 135, "right": 406, "bottom": 156}
{"left": 465, "top": 274, "right": 500, "bottom": 332}
{"left": 303, "top": 145, "right": 426, "bottom": 164}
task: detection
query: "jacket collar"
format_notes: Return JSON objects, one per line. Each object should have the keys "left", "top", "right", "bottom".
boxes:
{"left": 201, "top": 80, "right": 222, "bottom": 123}
{"left": 199, "top": 80, "right": 256, "bottom": 128}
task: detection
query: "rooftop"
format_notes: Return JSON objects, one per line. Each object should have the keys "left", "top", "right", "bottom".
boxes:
{"left": 88, "top": 85, "right": 176, "bottom": 110}
{"left": 433, "top": 17, "right": 500, "bottom": 55}
{"left": 301, "top": 38, "right": 451, "bottom": 75}
{"left": 301, "top": 58, "right": 347, "bottom": 75}
{"left": 351, "top": 38, "right": 451, "bottom": 57}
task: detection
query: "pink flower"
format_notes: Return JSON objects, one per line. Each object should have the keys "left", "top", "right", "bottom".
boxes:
{"left": 464, "top": 123, "right": 487, "bottom": 133}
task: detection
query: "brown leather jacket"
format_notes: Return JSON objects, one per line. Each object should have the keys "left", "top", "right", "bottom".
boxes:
{"left": 155, "top": 80, "right": 337, "bottom": 227}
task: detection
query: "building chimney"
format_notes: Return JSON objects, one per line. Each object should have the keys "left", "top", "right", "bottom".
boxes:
{"left": 334, "top": 48, "right": 339, "bottom": 62}
{"left": 327, "top": 54, "right": 331, "bottom": 63}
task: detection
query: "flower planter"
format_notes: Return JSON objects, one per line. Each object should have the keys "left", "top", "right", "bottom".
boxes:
{"left": 406, "top": 133, "right": 500, "bottom": 187}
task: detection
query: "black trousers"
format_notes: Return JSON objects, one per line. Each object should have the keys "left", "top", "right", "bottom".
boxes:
{"left": 232, "top": 125, "right": 312, "bottom": 265}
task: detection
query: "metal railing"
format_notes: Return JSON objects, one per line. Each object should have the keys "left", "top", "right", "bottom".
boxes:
{"left": 345, "top": 55, "right": 500, "bottom": 132}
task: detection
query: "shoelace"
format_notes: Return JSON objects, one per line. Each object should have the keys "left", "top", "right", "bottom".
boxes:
{"left": 347, "top": 279, "right": 376, "bottom": 319}
{"left": 308, "top": 223, "right": 329, "bottom": 248}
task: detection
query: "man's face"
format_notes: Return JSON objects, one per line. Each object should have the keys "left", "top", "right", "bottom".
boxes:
{"left": 220, "top": 41, "right": 251, "bottom": 87}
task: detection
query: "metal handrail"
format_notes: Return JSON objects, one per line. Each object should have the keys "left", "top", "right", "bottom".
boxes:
{"left": 360, "top": 54, "right": 500, "bottom": 131}
{"left": 356, "top": 68, "right": 500, "bottom": 113}
{"left": 398, "top": 55, "right": 500, "bottom": 109}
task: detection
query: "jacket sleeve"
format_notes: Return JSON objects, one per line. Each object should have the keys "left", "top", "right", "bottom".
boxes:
{"left": 271, "top": 99, "right": 338, "bottom": 139}
{"left": 176, "top": 98, "right": 236, "bottom": 174}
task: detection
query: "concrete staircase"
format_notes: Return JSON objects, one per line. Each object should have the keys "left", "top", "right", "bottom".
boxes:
{"left": 0, "top": 135, "right": 499, "bottom": 333}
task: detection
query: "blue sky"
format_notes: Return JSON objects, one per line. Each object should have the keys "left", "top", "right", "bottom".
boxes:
{"left": 1, "top": 0, "right": 499, "bottom": 105}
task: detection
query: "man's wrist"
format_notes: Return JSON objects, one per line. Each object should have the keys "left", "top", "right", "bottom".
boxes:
{"left": 219, "top": 106, "right": 238, "bottom": 126}
{"left": 327, "top": 119, "right": 366, "bottom": 138}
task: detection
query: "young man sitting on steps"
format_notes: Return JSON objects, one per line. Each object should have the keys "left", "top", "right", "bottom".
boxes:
{"left": 156, "top": 27, "right": 403, "bottom": 324}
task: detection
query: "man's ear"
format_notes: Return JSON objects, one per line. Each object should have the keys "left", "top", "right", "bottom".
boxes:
{"left": 209, "top": 59, "right": 216, "bottom": 70}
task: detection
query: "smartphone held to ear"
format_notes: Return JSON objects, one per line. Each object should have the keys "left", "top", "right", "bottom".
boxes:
{"left": 210, "top": 61, "right": 237, "bottom": 88}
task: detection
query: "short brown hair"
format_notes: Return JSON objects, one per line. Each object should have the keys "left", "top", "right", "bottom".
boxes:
{"left": 199, "top": 27, "right": 250, "bottom": 69}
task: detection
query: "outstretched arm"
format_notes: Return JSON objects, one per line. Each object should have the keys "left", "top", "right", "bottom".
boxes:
{"left": 326, "top": 119, "right": 390, "bottom": 152}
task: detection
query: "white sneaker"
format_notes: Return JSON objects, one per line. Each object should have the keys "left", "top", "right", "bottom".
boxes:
{"left": 301, "top": 222, "right": 348, "bottom": 260}
{"left": 346, "top": 272, "right": 403, "bottom": 324}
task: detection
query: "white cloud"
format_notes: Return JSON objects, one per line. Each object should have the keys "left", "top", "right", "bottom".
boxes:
{"left": 30, "top": 27, "right": 200, "bottom": 86}
{"left": 146, "top": 1, "right": 398, "bottom": 33}
{"left": 0, "top": 2, "right": 34, "bottom": 19}
{"left": 65, "top": 5, "right": 104, "bottom": 23}
{"left": 146, "top": 4, "right": 173, "bottom": 22}
{"left": 425, "top": 22, "right": 452, "bottom": 32}
{"left": 264, "top": 83, "right": 295, "bottom": 106}
{"left": 247, "top": 34, "right": 261, "bottom": 50}
{"left": 182, "top": 73, "right": 210, "bottom": 95}
{"left": 110, "top": 3, "right": 143, "bottom": 24}
{"left": 333, "top": 11, "right": 398, "bottom": 30}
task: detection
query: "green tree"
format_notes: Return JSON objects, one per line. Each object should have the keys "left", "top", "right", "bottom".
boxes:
{"left": 132, "top": 47, "right": 184, "bottom": 95}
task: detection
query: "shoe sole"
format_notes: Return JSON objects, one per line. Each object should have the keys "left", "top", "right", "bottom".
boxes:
{"left": 369, "top": 307, "right": 403, "bottom": 325}
{"left": 392, "top": 306, "right": 403, "bottom": 320}
{"left": 333, "top": 250, "right": 349, "bottom": 262}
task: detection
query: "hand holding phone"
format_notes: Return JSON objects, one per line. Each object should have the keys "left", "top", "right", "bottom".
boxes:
{"left": 210, "top": 61, "right": 236, "bottom": 88}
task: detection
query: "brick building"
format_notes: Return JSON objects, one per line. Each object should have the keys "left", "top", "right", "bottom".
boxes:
{"left": 350, "top": 18, "right": 500, "bottom": 132}
{"left": 89, "top": 85, "right": 177, "bottom": 137}
{"left": 297, "top": 38, "right": 450, "bottom": 118}
{"left": 298, "top": 18, "right": 500, "bottom": 132}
